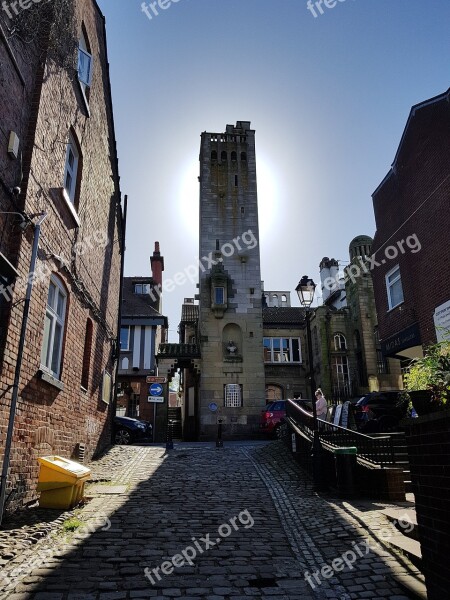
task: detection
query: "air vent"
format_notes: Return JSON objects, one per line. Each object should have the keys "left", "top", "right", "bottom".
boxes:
{"left": 77, "top": 443, "right": 86, "bottom": 462}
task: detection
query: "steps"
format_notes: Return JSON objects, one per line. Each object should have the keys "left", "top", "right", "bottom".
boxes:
{"left": 380, "top": 507, "right": 426, "bottom": 599}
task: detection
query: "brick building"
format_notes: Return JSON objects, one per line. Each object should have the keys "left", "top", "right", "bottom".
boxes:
{"left": 117, "top": 243, "right": 168, "bottom": 437}
{"left": 371, "top": 88, "right": 450, "bottom": 363}
{"left": 0, "top": 0, "right": 123, "bottom": 512}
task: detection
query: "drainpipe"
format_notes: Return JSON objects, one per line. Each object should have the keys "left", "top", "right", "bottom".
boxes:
{"left": 0, "top": 212, "right": 47, "bottom": 525}
{"left": 111, "top": 195, "right": 127, "bottom": 442}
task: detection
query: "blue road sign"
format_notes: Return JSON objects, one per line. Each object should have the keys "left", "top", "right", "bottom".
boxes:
{"left": 149, "top": 383, "right": 163, "bottom": 396}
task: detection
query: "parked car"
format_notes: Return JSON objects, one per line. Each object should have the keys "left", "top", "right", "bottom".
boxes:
{"left": 113, "top": 416, "right": 153, "bottom": 445}
{"left": 260, "top": 399, "right": 312, "bottom": 437}
{"left": 353, "top": 391, "right": 408, "bottom": 433}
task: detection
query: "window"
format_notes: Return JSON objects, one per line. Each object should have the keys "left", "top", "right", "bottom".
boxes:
{"left": 78, "top": 29, "right": 93, "bottom": 92}
{"left": 332, "top": 355, "right": 351, "bottom": 397}
{"left": 263, "top": 338, "right": 301, "bottom": 363}
{"left": 221, "top": 151, "right": 227, "bottom": 161}
{"left": 120, "top": 326, "right": 130, "bottom": 350}
{"left": 241, "top": 152, "right": 247, "bottom": 162}
{"left": 81, "top": 319, "right": 93, "bottom": 389}
{"left": 211, "top": 150, "right": 217, "bottom": 161}
{"left": 63, "top": 134, "right": 79, "bottom": 204}
{"left": 386, "top": 265, "right": 404, "bottom": 310}
{"left": 102, "top": 370, "right": 111, "bottom": 405}
{"left": 224, "top": 383, "right": 242, "bottom": 407}
{"left": 214, "top": 286, "right": 225, "bottom": 305}
{"left": 134, "top": 283, "right": 150, "bottom": 294}
{"left": 334, "top": 333, "right": 347, "bottom": 351}
{"left": 231, "top": 151, "right": 237, "bottom": 161}
{"left": 266, "top": 384, "right": 283, "bottom": 401}
{"left": 41, "top": 276, "right": 67, "bottom": 379}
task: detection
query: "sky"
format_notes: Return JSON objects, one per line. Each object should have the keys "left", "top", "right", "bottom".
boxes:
{"left": 97, "top": 0, "right": 450, "bottom": 342}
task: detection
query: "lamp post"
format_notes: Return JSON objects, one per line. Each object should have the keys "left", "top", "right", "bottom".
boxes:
{"left": 296, "top": 276, "right": 326, "bottom": 492}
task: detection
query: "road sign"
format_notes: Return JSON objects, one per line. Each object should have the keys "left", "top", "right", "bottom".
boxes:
{"left": 149, "top": 383, "right": 163, "bottom": 396}
{"left": 208, "top": 402, "right": 218, "bottom": 412}
{"left": 146, "top": 376, "right": 167, "bottom": 384}
{"left": 148, "top": 396, "right": 164, "bottom": 403}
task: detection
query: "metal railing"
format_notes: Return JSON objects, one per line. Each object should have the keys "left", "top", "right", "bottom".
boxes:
{"left": 286, "top": 400, "right": 395, "bottom": 467}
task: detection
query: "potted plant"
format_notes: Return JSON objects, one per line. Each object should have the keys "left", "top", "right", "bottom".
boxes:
{"left": 404, "top": 340, "right": 450, "bottom": 415}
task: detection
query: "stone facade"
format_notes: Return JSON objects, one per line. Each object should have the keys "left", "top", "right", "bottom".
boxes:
{"left": 0, "top": 0, "right": 122, "bottom": 512}
{"left": 311, "top": 236, "right": 402, "bottom": 401}
{"left": 198, "top": 122, "right": 265, "bottom": 439}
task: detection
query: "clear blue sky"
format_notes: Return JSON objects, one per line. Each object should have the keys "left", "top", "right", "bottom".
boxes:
{"left": 97, "top": 0, "right": 450, "bottom": 341}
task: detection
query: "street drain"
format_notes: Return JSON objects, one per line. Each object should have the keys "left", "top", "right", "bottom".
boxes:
{"left": 248, "top": 578, "right": 278, "bottom": 588}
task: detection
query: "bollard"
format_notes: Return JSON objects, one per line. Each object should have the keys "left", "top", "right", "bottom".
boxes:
{"left": 216, "top": 419, "right": 223, "bottom": 448}
{"left": 334, "top": 447, "right": 357, "bottom": 498}
{"left": 166, "top": 419, "right": 174, "bottom": 450}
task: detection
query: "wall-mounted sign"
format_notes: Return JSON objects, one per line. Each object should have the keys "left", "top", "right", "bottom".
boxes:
{"left": 146, "top": 376, "right": 167, "bottom": 384}
{"left": 148, "top": 396, "right": 164, "bottom": 403}
{"left": 434, "top": 300, "right": 450, "bottom": 342}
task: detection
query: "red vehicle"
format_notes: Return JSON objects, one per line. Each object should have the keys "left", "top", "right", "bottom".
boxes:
{"left": 260, "top": 399, "right": 312, "bottom": 437}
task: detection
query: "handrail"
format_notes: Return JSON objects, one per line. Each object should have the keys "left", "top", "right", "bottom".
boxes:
{"left": 286, "top": 399, "right": 395, "bottom": 467}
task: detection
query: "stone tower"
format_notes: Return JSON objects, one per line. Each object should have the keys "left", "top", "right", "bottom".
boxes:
{"left": 198, "top": 121, "right": 266, "bottom": 439}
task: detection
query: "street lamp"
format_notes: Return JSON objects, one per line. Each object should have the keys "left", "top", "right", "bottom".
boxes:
{"left": 296, "top": 276, "right": 326, "bottom": 491}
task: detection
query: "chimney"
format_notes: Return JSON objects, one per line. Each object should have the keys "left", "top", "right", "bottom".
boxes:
{"left": 150, "top": 242, "right": 164, "bottom": 287}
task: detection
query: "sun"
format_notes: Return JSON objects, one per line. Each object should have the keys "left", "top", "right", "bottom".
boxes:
{"left": 176, "top": 153, "right": 279, "bottom": 241}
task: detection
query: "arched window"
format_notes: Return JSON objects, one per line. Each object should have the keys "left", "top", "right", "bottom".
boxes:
{"left": 211, "top": 150, "right": 217, "bottom": 161}
{"left": 272, "top": 294, "right": 279, "bottom": 307}
{"left": 231, "top": 151, "right": 237, "bottom": 161}
{"left": 241, "top": 152, "right": 247, "bottom": 162}
{"left": 266, "top": 384, "right": 283, "bottom": 401}
{"left": 334, "top": 333, "right": 347, "bottom": 351}
{"left": 281, "top": 294, "right": 287, "bottom": 304}
{"left": 221, "top": 150, "right": 227, "bottom": 162}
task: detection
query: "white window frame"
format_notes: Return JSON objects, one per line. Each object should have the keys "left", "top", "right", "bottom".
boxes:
{"left": 224, "top": 383, "right": 242, "bottom": 407}
{"left": 120, "top": 326, "right": 130, "bottom": 351}
{"left": 334, "top": 333, "right": 347, "bottom": 351}
{"left": 134, "top": 283, "right": 150, "bottom": 294}
{"left": 40, "top": 276, "right": 67, "bottom": 379}
{"left": 63, "top": 134, "right": 79, "bottom": 204}
{"left": 332, "top": 355, "right": 351, "bottom": 396}
{"left": 386, "top": 265, "right": 404, "bottom": 310}
{"left": 78, "top": 30, "right": 93, "bottom": 88}
{"left": 263, "top": 337, "right": 302, "bottom": 363}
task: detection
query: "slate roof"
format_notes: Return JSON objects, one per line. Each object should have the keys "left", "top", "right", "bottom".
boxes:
{"left": 121, "top": 277, "right": 165, "bottom": 319}
{"left": 181, "top": 303, "right": 199, "bottom": 323}
{"left": 263, "top": 307, "right": 306, "bottom": 325}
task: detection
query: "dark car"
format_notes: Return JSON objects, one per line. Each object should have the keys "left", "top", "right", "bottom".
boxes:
{"left": 353, "top": 391, "right": 408, "bottom": 433}
{"left": 113, "top": 416, "right": 153, "bottom": 445}
{"left": 260, "top": 399, "right": 312, "bottom": 437}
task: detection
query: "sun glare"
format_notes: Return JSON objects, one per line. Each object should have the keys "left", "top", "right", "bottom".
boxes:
{"left": 177, "top": 153, "right": 279, "bottom": 241}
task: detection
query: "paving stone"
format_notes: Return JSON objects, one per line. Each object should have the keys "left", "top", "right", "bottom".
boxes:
{"left": 0, "top": 442, "right": 426, "bottom": 600}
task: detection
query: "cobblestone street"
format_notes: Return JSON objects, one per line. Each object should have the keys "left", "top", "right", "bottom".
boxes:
{"left": 0, "top": 442, "right": 424, "bottom": 600}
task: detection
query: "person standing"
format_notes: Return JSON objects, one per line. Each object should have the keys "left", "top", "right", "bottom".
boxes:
{"left": 315, "top": 388, "right": 328, "bottom": 423}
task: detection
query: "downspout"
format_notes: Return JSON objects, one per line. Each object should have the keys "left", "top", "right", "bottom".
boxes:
{"left": 0, "top": 212, "right": 47, "bottom": 524}
{"left": 111, "top": 195, "right": 127, "bottom": 442}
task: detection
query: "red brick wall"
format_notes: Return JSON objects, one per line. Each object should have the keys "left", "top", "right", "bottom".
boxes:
{"left": 372, "top": 95, "right": 450, "bottom": 348}
{"left": 403, "top": 411, "right": 450, "bottom": 600}
{"left": 0, "top": 0, "right": 122, "bottom": 512}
